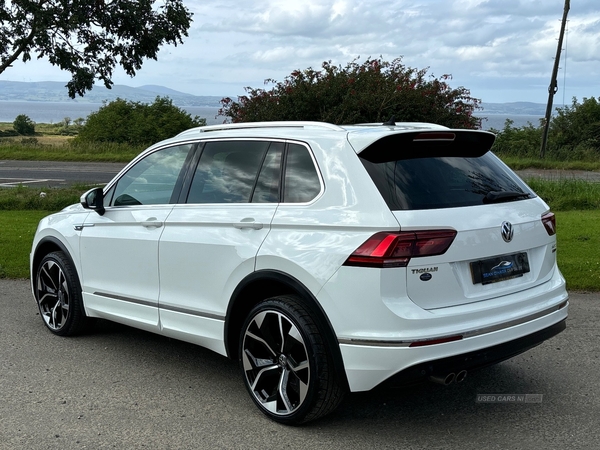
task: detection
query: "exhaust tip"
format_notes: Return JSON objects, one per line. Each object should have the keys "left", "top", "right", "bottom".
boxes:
{"left": 456, "top": 370, "right": 468, "bottom": 383}
{"left": 429, "top": 372, "right": 456, "bottom": 385}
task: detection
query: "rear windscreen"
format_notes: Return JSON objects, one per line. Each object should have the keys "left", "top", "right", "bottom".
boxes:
{"left": 360, "top": 152, "right": 534, "bottom": 210}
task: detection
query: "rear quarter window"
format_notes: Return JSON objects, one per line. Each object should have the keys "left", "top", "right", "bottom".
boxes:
{"left": 283, "top": 143, "right": 321, "bottom": 203}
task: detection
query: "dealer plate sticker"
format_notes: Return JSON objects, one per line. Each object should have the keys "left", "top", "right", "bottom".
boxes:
{"left": 471, "top": 252, "right": 530, "bottom": 285}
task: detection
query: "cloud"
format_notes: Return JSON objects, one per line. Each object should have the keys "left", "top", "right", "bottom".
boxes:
{"left": 1, "top": 0, "right": 598, "bottom": 103}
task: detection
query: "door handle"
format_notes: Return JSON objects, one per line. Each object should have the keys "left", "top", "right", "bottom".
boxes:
{"left": 142, "top": 217, "right": 163, "bottom": 228}
{"left": 233, "top": 218, "right": 263, "bottom": 230}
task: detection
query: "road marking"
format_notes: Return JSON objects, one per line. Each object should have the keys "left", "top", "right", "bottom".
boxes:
{"left": 0, "top": 178, "right": 63, "bottom": 187}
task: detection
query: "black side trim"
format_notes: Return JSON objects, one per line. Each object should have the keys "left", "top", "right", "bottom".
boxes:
{"left": 92, "top": 292, "right": 158, "bottom": 308}
{"left": 380, "top": 319, "right": 567, "bottom": 388}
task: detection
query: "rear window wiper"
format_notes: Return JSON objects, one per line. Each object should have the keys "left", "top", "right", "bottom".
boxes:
{"left": 483, "top": 190, "right": 532, "bottom": 204}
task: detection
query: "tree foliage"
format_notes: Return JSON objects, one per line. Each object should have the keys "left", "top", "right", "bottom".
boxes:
{"left": 77, "top": 97, "right": 206, "bottom": 145}
{"left": 13, "top": 114, "right": 36, "bottom": 135}
{"left": 0, "top": 0, "right": 192, "bottom": 97}
{"left": 488, "top": 119, "right": 542, "bottom": 158}
{"left": 550, "top": 97, "right": 600, "bottom": 157}
{"left": 491, "top": 97, "right": 600, "bottom": 161}
{"left": 219, "top": 57, "right": 482, "bottom": 128}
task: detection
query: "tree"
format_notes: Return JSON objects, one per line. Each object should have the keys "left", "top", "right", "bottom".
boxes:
{"left": 13, "top": 114, "right": 36, "bottom": 135}
{"left": 550, "top": 97, "right": 600, "bottom": 156}
{"left": 77, "top": 96, "right": 206, "bottom": 145}
{"left": 219, "top": 57, "right": 482, "bottom": 128}
{"left": 0, "top": 1, "right": 192, "bottom": 98}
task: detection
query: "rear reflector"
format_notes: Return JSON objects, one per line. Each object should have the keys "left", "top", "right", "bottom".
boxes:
{"left": 542, "top": 212, "right": 556, "bottom": 236}
{"left": 343, "top": 230, "right": 457, "bottom": 268}
{"left": 409, "top": 335, "right": 463, "bottom": 347}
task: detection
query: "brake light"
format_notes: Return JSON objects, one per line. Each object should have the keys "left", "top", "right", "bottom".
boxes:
{"left": 542, "top": 212, "right": 556, "bottom": 236}
{"left": 343, "top": 230, "right": 457, "bottom": 268}
{"left": 413, "top": 132, "right": 456, "bottom": 142}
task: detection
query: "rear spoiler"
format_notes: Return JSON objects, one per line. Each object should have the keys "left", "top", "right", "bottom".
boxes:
{"left": 357, "top": 130, "right": 496, "bottom": 163}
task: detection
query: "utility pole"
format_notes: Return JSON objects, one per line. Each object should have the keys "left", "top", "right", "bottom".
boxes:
{"left": 540, "top": 0, "right": 570, "bottom": 158}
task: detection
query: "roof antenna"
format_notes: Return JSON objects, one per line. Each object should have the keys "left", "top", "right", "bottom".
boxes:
{"left": 382, "top": 116, "right": 396, "bottom": 126}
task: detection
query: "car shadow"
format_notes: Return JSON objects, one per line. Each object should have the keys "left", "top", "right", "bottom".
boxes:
{"left": 77, "top": 318, "right": 564, "bottom": 433}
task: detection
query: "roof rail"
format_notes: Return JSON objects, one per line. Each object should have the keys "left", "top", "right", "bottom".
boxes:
{"left": 177, "top": 121, "right": 345, "bottom": 136}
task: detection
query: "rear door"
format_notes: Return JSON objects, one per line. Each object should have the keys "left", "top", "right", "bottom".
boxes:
{"left": 157, "top": 139, "right": 283, "bottom": 352}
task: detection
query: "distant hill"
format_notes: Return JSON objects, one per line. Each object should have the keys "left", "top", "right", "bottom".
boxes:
{"left": 0, "top": 81, "right": 557, "bottom": 118}
{"left": 0, "top": 80, "right": 223, "bottom": 107}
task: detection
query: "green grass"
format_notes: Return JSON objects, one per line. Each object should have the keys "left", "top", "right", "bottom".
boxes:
{"left": 556, "top": 210, "right": 600, "bottom": 292}
{"left": 502, "top": 156, "right": 600, "bottom": 171}
{"left": 0, "top": 210, "right": 48, "bottom": 279}
{"left": 0, "top": 184, "right": 97, "bottom": 211}
{"left": 525, "top": 178, "right": 600, "bottom": 211}
{"left": 0, "top": 138, "right": 142, "bottom": 162}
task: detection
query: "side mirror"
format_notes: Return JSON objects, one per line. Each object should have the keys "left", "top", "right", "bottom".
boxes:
{"left": 80, "top": 187, "right": 106, "bottom": 216}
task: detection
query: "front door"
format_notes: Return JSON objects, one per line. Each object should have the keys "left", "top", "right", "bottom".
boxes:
{"left": 79, "top": 143, "right": 194, "bottom": 331}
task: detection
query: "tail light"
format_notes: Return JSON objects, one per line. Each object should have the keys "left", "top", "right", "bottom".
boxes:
{"left": 343, "top": 230, "right": 457, "bottom": 268}
{"left": 542, "top": 212, "right": 556, "bottom": 236}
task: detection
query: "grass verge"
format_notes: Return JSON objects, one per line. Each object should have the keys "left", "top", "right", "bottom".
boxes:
{"left": 0, "top": 184, "right": 96, "bottom": 211}
{"left": 525, "top": 178, "right": 600, "bottom": 210}
{"left": 556, "top": 210, "right": 600, "bottom": 292}
{"left": 501, "top": 157, "right": 600, "bottom": 172}
{"left": 0, "top": 210, "right": 48, "bottom": 279}
{"left": 0, "top": 138, "right": 142, "bottom": 162}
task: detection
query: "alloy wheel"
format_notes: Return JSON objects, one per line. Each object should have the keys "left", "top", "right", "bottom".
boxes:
{"left": 242, "top": 309, "right": 310, "bottom": 416}
{"left": 36, "top": 259, "right": 70, "bottom": 331}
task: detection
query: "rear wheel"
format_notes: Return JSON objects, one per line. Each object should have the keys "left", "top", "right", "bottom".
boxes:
{"left": 35, "top": 251, "right": 88, "bottom": 336}
{"left": 239, "top": 295, "right": 345, "bottom": 424}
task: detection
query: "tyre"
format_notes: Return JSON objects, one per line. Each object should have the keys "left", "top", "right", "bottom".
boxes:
{"left": 239, "top": 295, "right": 345, "bottom": 424}
{"left": 35, "top": 251, "right": 88, "bottom": 336}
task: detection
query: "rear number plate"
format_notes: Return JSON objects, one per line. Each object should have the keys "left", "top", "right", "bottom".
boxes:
{"left": 470, "top": 252, "right": 530, "bottom": 285}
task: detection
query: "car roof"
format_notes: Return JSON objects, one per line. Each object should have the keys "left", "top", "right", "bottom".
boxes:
{"left": 159, "top": 121, "right": 493, "bottom": 155}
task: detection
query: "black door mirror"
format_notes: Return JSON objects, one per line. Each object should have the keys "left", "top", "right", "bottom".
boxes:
{"left": 80, "top": 187, "right": 106, "bottom": 215}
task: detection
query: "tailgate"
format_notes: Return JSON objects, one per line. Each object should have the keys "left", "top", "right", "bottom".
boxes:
{"left": 393, "top": 199, "right": 557, "bottom": 310}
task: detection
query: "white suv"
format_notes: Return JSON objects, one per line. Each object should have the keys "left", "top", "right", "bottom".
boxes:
{"left": 30, "top": 121, "right": 568, "bottom": 424}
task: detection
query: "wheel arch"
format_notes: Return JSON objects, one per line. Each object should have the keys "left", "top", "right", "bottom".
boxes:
{"left": 225, "top": 270, "right": 349, "bottom": 390}
{"left": 32, "top": 236, "right": 76, "bottom": 283}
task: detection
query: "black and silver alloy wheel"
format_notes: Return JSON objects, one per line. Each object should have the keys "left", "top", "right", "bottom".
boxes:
{"left": 240, "top": 296, "right": 345, "bottom": 424}
{"left": 35, "top": 251, "right": 87, "bottom": 336}
{"left": 242, "top": 309, "right": 310, "bottom": 416}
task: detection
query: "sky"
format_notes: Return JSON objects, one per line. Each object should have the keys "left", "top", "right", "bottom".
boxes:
{"left": 2, "top": 0, "right": 599, "bottom": 104}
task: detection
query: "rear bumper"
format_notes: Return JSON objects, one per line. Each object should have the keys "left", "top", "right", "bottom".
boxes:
{"left": 382, "top": 318, "right": 566, "bottom": 388}
{"left": 338, "top": 301, "right": 567, "bottom": 392}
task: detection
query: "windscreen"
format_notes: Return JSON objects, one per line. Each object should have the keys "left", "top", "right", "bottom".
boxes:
{"left": 361, "top": 152, "right": 534, "bottom": 210}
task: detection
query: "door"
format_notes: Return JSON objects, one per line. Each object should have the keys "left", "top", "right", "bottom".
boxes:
{"left": 79, "top": 143, "right": 194, "bottom": 331}
{"left": 158, "top": 139, "right": 283, "bottom": 353}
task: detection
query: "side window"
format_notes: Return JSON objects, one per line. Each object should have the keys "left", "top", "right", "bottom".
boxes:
{"left": 187, "top": 140, "right": 276, "bottom": 204}
{"left": 251, "top": 142, "right": 283, "bottom": 203}
{"left": 283, "top": 143, "right": 321, "bottom": 203}
{"left": 111, "top": 144, "right": 192, "bottom": 206}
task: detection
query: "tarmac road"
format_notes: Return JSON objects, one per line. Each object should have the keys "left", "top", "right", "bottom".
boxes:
{"left": 1, "top": 279, "right": 598, "bottom": 450}
{"left": 0, "top": 160, "right": 125, "bottom": 188}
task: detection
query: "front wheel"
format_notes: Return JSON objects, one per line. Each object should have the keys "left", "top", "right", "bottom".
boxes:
{"left": 35, "top": 251, "right": 88, "bottom": 336}
{"left": 239, "top": 295, "right": 345, "bottom": 424}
